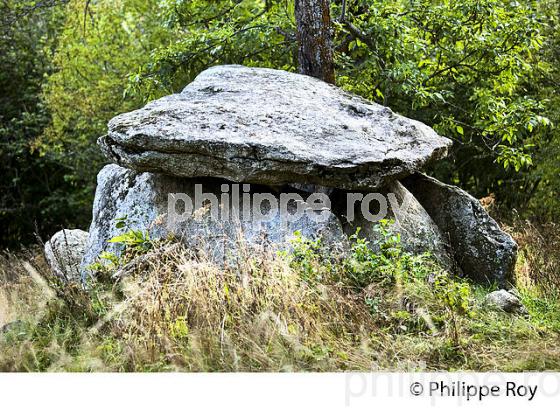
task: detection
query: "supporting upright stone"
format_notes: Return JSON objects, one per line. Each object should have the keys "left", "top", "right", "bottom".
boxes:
{"left": 403, "top": 173, "right": 517, "bottom": 286}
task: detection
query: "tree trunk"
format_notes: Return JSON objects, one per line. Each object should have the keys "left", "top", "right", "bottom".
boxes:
{"left": 294, "top": 0, "right": 335, "bottom": 84}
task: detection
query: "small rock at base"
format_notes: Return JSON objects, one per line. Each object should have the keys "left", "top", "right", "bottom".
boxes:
{"left": 484, "top": 289, "right": 528, "bottom": 315}
{"left": 0, "top": 320, "right": 25, "bottom": 334}
{"left": 44, "top": 229, "right": 89, "bottom": 282}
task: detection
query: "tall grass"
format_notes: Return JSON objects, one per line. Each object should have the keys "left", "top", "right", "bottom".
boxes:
{"left": 513, "top": 220, "right": 560, "bottom": 296}
{"left": 1, "top": 222, "right": 559, "bottom": 372}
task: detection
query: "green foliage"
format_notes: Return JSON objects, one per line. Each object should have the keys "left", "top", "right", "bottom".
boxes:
{"left": 107, "top": 215, "right": 152, "bottom": 254}
{"left": 108, "top": 230, "right": 151, "bottom": 252}
{"left": 126, "top": 0, "right": 296, "bottom": 100}
{"left": 86, "top": 217, "right": 153, "bottom": 277}
{"left": 36, "top": 0, "right": 172, "bottom": 191}
{"left": 431, "top": 269, "right": 473, "bottom": 346}
{"left": 343, "top": 221, "right": 402, "bottom": 287}
{"left": 286, "top": 230, "right": 331, "bottom": 283}
{"left": 288, "top": 221, "right": 477, "bottom": 346}
{"left": 107, "top": 216, "right": 150, "bottom": 246}
{"left": 431, "top": 271, "right": 472, "bottom": 317}
{"left": 289, "top": 220, "right": 419, "bottom": 288}
{"left": 518, "top": 0, "right": 560, "bottom": 220}
{"left": 0, "top": 1, "right": 70, "bottom": 246}
{"left": 333, "top": 0, "right": 550, "bottom": 198}
{"left": 0, "top": 0, "right": 174, "bottom": 247}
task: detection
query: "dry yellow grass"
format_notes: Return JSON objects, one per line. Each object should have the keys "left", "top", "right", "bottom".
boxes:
{"left": 1, "top": 222, "right": 559, "bottom": 372}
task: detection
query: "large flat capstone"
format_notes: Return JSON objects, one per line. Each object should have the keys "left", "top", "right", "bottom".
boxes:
{"left": 99, "top": 65, "right": 452, "bottom": 190}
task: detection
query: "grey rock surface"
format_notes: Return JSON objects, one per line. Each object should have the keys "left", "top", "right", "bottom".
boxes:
{"left": 333, "top": 180, "right": 458, "bottom": 273}
{"left": 100, "top": 65, "right": 452, "bottom": 190}
{"left": 403, "top": 173, "right": 517, "bottom": 286}
{"left": 484, "top": 289, "right": 528, "bottom": 315}
{"left": 81, "top": 165, "right": 457, "bottom": 277}
{"left": 0, "top": 320, "right": 25, "bottom": 335}
{"left": 44, "top": 229, "right": 89, "bottom": 282}
{"left": 80, "top": 164, "right": 347, "bottom": 274}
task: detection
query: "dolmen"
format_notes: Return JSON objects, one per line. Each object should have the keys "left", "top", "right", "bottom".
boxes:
{"left": 47, "top": 65, "right": 517, "bottom": 287}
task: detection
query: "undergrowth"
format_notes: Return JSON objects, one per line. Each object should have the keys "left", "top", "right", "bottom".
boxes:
{"left": 1, "top": 220, "right": 559, "bottom": 371}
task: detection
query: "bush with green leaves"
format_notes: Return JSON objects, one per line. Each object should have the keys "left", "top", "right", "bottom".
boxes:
{"left": 0, "top": 1, "right": 76, "bottom": 247}
{"left": 343, "top": 222, "right": 403, "bottom": 287}
{"left": 36, "top": 0, "right": 173, "bottom": 192}
{"left": 288, "top": 220, "right": 474, "bottom": 346}
{"left": 85, "top": 216, "right": 153, "bottom": 279}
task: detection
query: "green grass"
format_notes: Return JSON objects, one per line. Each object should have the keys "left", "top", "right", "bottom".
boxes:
{"left": 1, "top": 221, "right": 559, "bottom": 372}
